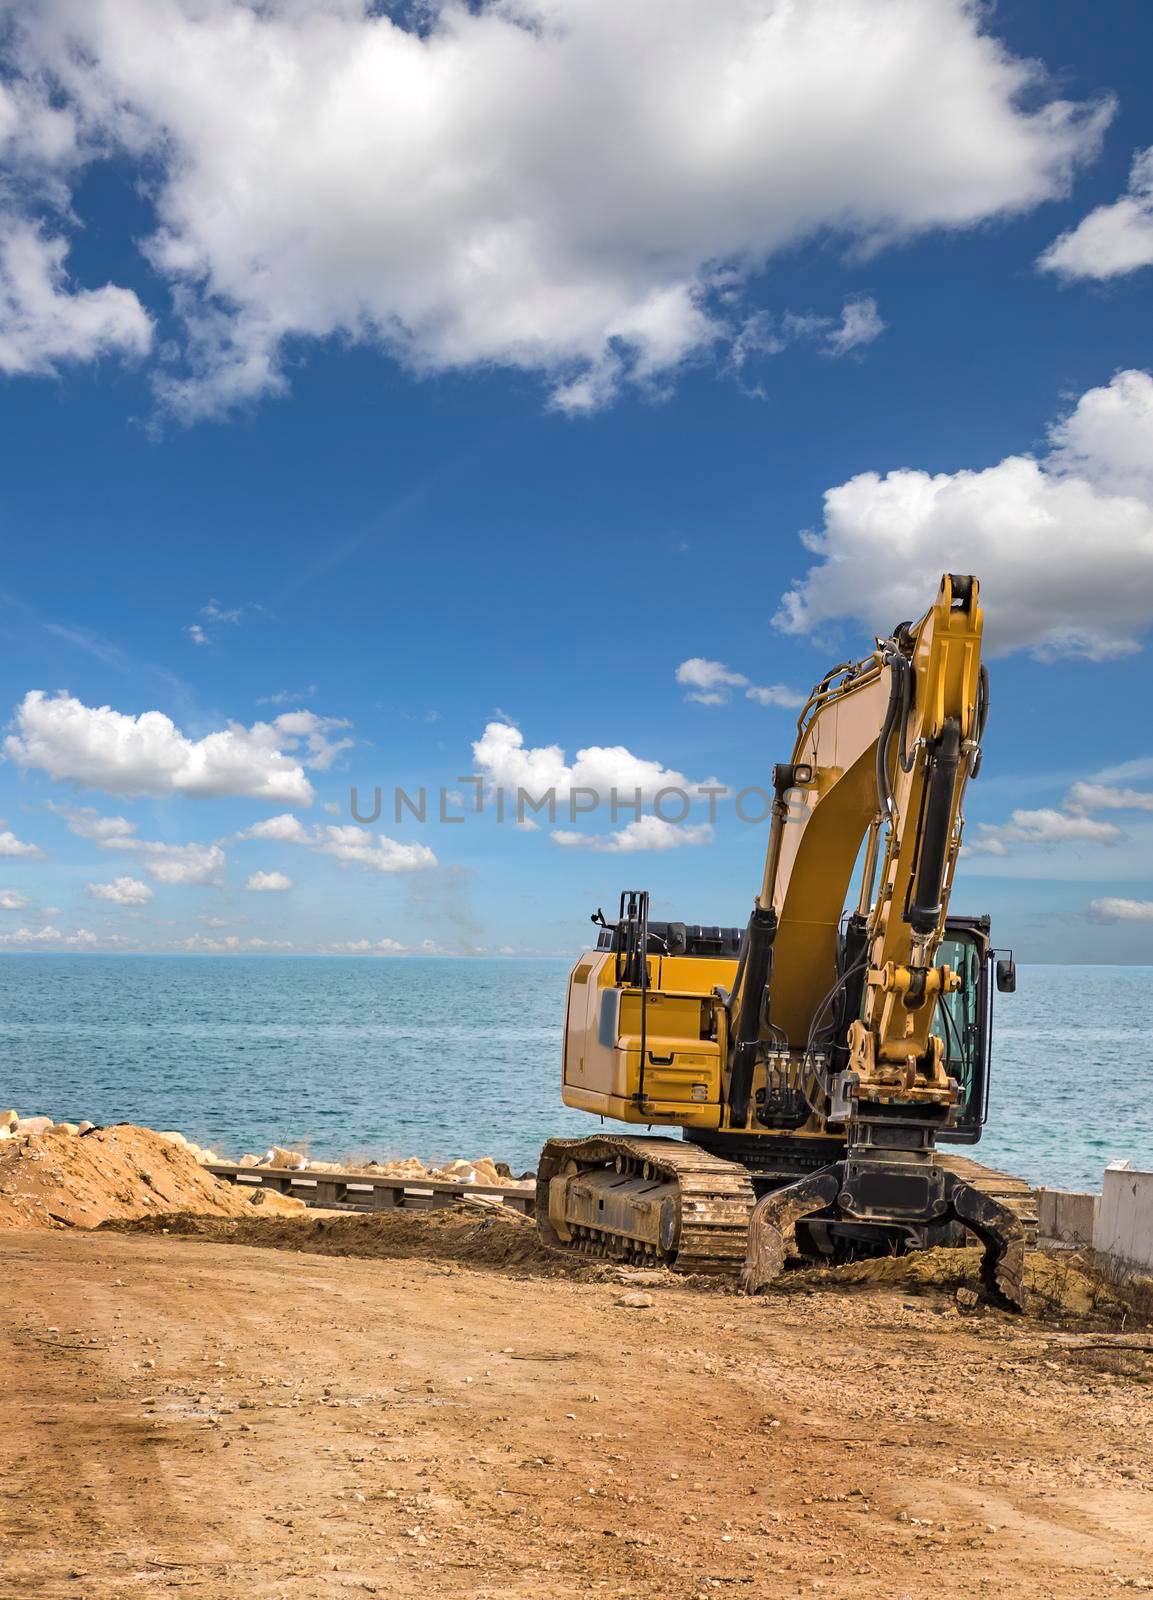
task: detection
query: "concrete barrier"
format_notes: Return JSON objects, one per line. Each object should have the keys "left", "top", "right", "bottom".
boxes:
{"left": 1037, "top": 1186, "right": 1098, "bottom": 1248}
{"left": 1095, "top": 1161, "right": 1153, "bottom": 1271}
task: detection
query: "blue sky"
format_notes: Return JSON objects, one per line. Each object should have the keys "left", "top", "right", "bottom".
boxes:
{"left": 1, "top": 0, "right": 1152, "bottom": 961}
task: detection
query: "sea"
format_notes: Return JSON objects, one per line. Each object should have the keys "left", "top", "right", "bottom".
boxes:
{"left": 0, "top": 956, "right": 1148, "bottom": 1192}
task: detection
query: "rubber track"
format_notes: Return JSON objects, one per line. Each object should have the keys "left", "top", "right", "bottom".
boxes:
{"left": 536, "top": 1135, "right": 757, "bottom": 1274}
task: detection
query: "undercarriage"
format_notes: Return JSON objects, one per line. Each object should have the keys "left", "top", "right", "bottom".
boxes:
{"left": 537, "top": 1131, "right": 1029, "bottom": 1308}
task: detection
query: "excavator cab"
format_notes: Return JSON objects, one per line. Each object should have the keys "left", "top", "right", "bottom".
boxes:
{"left": 936, "top": 915, "right": 993, "bottom": 1145}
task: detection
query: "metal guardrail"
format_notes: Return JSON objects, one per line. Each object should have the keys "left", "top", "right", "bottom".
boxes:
{"left": 206, "top": 1161, "right": 536, "bottom": 1216}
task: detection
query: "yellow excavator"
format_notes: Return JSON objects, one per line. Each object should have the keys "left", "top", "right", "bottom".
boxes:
{"left": 537, "top": 573, "right": 1026, "bottom": 1307}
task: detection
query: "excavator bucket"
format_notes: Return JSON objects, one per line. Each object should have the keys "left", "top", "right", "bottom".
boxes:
{"left": 742, "top": 1163, "right": 1027, "bottom": 1311}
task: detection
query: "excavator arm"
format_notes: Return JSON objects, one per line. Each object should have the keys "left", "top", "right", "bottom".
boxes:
{"left": 737, "top": 574, "right": 1024, "bottom": 1304}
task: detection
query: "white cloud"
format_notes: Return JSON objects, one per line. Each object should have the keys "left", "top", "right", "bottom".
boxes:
{"left": 1039, "top": 148, "right": 1153, "bottom": 281}
{"left": 0, "top": 890, "right": 29, "bottom": 910}
{"left": 108, "top": 839, "right": 226, "bottom": 886}
{"left": 743, "top": 683, "right": 806, "bottom": 709}
{"left": 0, "top": 0, "right": 1107, "bottom": 412}
{"left": 86, "top": 875, "right": 154, "bottom": 905}
{"left": 240, "top": 813, "right": 436, "bottom": 875}
{"left": 0, "top": 217, "right": 152, "bottom": 377}
{"left": 245, "top": 870, "right": 292, "bottom": 892}
{"left": 1087, "top": 897, "right": 1153, "bottom": 923}
{"left": 1064, "top": 781, "right": 1153, "bottom": 814}
{"left": 326, "top": 937, "right": 408, "bottom": 956}
{"left": 675, "top": 658, "right": 804, "bottom": 709}
{"left": 6, "top": 690, "right": 326, "bottom": 804}
{"left": 308, "top": 825, "right": 437, "bottom": 875}
{"left": 48, "top": 805, "right": 215, "bottom": 884}
{"left": 821, "top": 296, "right": 887, "bottom": 356}
{"left": 47, "top": 802, "right": 137, "bottom": 841}
{"left": 182, "top": 933, "right": 293, "bottom": 952}
{"left": 270, "top": 711, "right": 354, "bottom": 773}
{"left": 0, "top": 924, "right": 99, "bottom": 947}
{"left": 239, "top": 813, "right": 310, "bottom": 844}
{"left": 775, "top": 370, "right": 1153, "bottom": 660}
{"left": 553, "top": 817, "right": 713, "bottom": 853}
{"left": 966, "top": 807, "right": 1125, "bottom": 856}
{"left": 257, "top": 686, "right": 318, "bottom": 707}
{"left": 186, "top": 597, "right": 247, "bottom": 648}
{"left": 676, "top": 658, "right": 747, "bottom": 706}
{"left": 473, "top": 720, "right": 706, "bottom": 803}
{"left": 0, "top": 828, "right": 43, "bottom": 858}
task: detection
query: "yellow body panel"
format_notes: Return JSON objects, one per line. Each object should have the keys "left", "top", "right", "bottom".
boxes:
{"left": 562, "top": 951, "right": 734, "bottom": 1128}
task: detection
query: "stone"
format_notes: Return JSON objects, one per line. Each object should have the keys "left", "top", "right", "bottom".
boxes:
{"left": 15, "top": 1116, "right": 53, "bottom": 1137}
{"left": 615, "top": 1292, "right": 655, "bottom": 1309}
{"left": 955, "top": 1287, "right": 980, "bottom": 1312}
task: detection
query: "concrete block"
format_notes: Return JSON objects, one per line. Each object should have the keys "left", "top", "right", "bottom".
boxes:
{"left": 1094, "top": 1161, "right": 1153, "bottom": 1271}
{"left": 1037, "top": 1187, "right": 1099, "bottom": 1247}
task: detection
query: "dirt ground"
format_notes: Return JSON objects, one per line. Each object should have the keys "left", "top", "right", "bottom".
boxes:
{"left": 3, "top": 1214, "right": 1153, "bottom": 1600}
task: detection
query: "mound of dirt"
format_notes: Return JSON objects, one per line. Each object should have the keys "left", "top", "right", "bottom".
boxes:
{"left": 0, "top": 1123, "right": 305, "bottom": 1231}
{"left": 779, "top": 1244, "right": 1149, "bottom": 1326}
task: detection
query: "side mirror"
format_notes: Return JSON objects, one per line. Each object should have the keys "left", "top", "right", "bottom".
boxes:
{"left": 995, "top": 958, "right": 1016, "bottom": 994}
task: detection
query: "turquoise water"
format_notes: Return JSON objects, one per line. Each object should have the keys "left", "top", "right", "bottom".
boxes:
{"left": 0, "top": 956, "right": 1148, "bottom": 1190}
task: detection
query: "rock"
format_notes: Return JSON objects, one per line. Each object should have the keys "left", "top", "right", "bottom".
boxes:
{"left": 955, "top": 1287, "right": 980, "bottom": 1312}
{"left": 615, "top": 1292, "right": 655, "bottom": 1309}
{"left": 77, "top": 1121, "right": 95, "bottom": 1134}
{"left": 247, "top": 1188, "right": 307, "bottom": 1214}
{"left": 239, "top": 1154, "right": 259, "bottom": 1167}
{"left": 0, "top": 1110, "right": 18, "bottom": 1131}
{"left": 157, "top": 1131, "right": 188, "bottom": 1147}
{"left": 52, "top": 1123, "right": 80, "bottom": 1135}
{"left": 15, "top": 1116, "right": 54, "bottom": 1137}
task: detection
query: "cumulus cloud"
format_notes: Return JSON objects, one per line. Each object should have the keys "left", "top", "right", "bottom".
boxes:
{"left": 47, "top": 803, "right": 137, "bottom": 842}
{"left": 182, "top": 933, "right": 293, "bottom": 952}
{"left": 966, "top": 807, "right": 1125, "bottom": 856}
{"left": 326, "top": 937, "right": 408, "bottom": 956}
{"left": 775, "top": 370, "right": 1153, "bottom": 660}
{"left": 240, "top": 813, "right": 436, "bottom": 875}
{"left": 1039, "top": 147, "right": 1153, "bottom": 281}
{"left": 0, "top": 218, "right": 152, "bottom": 377}
{"left": 0, "top": 827, "right": 43, "bottom": 858}
{"left": 674, "top": 659, "right": 804, "bottom": 709}
{"left": 0, "top": 0, "right": 1107, "bottom": 412}
{"left": 86, "top": 875, "right": 154, "bottom": 905}
{"left": 245, "top": 870, "right": 293, "bottom": 892}
{"left": 239, "top": 814, "right": 310, "bottom": 844}
{"left": 0, "top": 889, "right": 29, "bottom": 910}
{"left": 0, "top": 924, "right": 98, "bottom": 947}
{"left": 52, "top": 805, "right": 227, "bottom": 884}
{"left": 1087, "top": 897, "right": 1153, "bottom": 923}
{"left": 5, "top": 691, "right": 355, "bottom": 803}
{"left": 1065, "top": 781, "right": 1153, "bottom": 814}
{"left": 270, "top": 711, "right": 354, "bottom": 773}
{"left": 473, "top": 720, "right": 708, "bottom": 804}
{"left": 552, "top": 817, "right": 714, "bottom": 853}
{"left": 109, "top": 839, "right": 226, "bottom": 886}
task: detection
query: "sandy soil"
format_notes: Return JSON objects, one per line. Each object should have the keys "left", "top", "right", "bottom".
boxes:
{"left": 0, "top": 1126, "right": 306, "bottom": 1231}
{"left": 3, "top": 1214, "right": 1152, "bottom": 1600}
